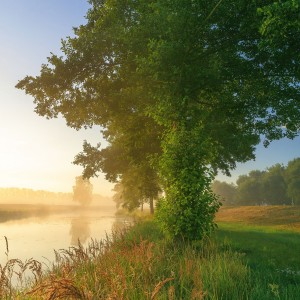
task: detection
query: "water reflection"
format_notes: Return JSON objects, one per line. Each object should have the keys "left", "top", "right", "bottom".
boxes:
{"left": 0, "top": 205, "right": 117, "bottom": 268}
{"left": 0, "top": 204, "right": 50, "bottom": 223}
{"left": 111, "top": 218, "right": 132, "bottom": 234}
{"left": 69, "top": 216, "right": 91, "bottom": 245}
{"left": 69, "top": 216, "right": 131, "bottom": 246}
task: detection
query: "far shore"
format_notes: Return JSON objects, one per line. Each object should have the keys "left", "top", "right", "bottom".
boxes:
{"left": 0, "top": 203, "right": 117, "bottom": 223}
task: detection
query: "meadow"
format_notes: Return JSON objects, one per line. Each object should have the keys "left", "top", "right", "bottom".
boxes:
{"left": 215, "top": 206, "right": 300, "bottom": 299}
{"left": 0, "top": 206, "right": 299, "bottom": 299}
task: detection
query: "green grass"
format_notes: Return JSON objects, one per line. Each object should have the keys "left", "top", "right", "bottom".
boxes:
{"left": 215, "top": 223, "right": 300, "bottom": 293}
{"left": 214, "top": 206, "right": 300, "bottom": 299}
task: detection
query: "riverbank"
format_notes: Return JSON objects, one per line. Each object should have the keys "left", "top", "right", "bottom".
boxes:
{"left": 1, "top": 206, "right": 300, "bottom": 299}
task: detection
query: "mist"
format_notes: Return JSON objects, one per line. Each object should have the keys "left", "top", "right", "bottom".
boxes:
{"left": 0, "top": 187, "right": 115, "bottom": 207}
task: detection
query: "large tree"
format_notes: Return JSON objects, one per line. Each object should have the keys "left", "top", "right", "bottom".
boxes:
{"left": 16, "top": 0, "right": 300, "bottom": 239}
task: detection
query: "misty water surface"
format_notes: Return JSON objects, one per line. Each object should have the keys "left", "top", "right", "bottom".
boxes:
{"left": 0, "top": 206, "right": 125, "bottom": 267}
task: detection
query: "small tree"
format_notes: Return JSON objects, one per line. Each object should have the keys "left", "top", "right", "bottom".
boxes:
{"left": 72, "top": 176, "right": 93, "bottom": 206}
{"left": 211, "top": 180, "right": 237, "bottom": 205}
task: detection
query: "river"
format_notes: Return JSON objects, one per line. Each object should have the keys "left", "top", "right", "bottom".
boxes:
{"left": 0, "top": 205, "right": 123, "bottom": 268}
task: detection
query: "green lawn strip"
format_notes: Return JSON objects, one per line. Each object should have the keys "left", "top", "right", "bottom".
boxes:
{"left": 216, "top": 222, "right": 300, "bottom": 290}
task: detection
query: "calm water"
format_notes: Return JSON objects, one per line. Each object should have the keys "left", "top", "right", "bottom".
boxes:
{"left": 0, "top": 206, "right": 121, "bottom": 267}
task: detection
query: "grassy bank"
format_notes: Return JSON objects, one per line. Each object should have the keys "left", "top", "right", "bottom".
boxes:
{"left": 1, "top": 206, "right": 300, "bottom": 299}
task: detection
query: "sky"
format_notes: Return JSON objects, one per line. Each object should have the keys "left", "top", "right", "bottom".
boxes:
{"left": 0, "top": 1, "right": 299, "bottom": 196}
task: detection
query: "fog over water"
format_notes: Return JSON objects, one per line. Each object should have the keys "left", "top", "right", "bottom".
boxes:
{"left": 0, "top": 190, "right": 121, "bottom": 268}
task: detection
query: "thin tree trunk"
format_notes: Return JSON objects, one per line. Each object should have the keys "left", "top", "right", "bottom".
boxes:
{"left": 149, "top": 197, "right": 154, "bottom": 214}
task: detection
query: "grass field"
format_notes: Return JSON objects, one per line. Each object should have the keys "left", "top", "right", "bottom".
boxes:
{"left": 0, "top": 205, "right": 299, "bottom": 299}
{"left": 215, "top": 206, "right": 300, "bottom": 299}
{"left": 216, "top": 205, "right": 300, "bottom": 232}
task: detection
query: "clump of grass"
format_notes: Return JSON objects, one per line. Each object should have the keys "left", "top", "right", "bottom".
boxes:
{"left": 0, "top": 237, "right": 42, "bottom": 299}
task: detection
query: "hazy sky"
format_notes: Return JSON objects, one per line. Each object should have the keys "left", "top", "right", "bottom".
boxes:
{"left": 0, "top": 1, "right": 299, "bottom": 195}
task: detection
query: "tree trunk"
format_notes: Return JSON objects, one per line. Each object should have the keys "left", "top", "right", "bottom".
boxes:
{"left": 149, "top": 197, "right": 154, "bottom": 214}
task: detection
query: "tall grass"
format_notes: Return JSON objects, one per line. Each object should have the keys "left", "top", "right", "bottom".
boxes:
{"left": 0, "top": 236, "right": 42, "bottom": 300}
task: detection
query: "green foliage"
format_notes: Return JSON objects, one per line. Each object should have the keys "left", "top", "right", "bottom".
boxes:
{"left": 235, "top": 170, "right": 266, "bottom": 205}
{"left": 73, "top": 120, "right": 162, "bottom": 212}
{"left": 215, "top": 157, "right": 300, "bottom": 206}
{"left": 155, "top": 128, "right": 221, "bottom": 240}
{"left": 258, "top": 0, "right": 300, "bottom": 87}
{"left": 233, "top": 159, "right": 300, "bottom": 206}
{"left": 262, "top": 164, "right": 289, "bottom": 205}
{"left": 111, "top": 163, "right": 160, "bottom": 213}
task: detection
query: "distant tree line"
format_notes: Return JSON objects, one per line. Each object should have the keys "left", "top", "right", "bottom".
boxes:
{"left": 0, "top": 187, "right": 111, "bottom": 206}
{"left": 212, "top": 158, "right": 300, "bottom": 206}
{"left": 0, "top": 188, "right": 72, "bottom": 204}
